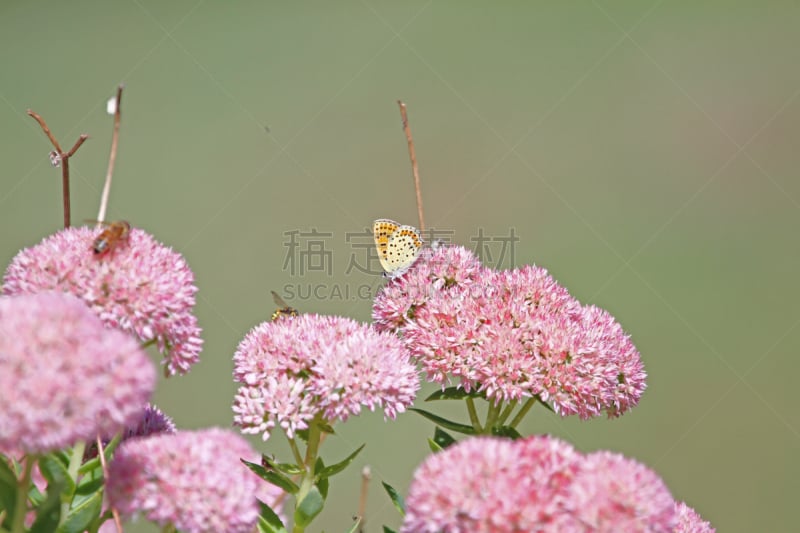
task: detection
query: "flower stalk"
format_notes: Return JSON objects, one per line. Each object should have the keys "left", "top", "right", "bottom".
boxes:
{"left": 11, "top": 457, "right": 34, "bottom": 533}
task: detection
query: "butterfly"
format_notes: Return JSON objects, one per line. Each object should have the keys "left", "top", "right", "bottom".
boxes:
{"left": 373, "top": 219, "right": 424, "bottom": 277}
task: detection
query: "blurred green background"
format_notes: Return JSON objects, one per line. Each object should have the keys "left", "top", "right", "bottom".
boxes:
{"left": 2, "top": 1, "right": 798, "bottom": 531}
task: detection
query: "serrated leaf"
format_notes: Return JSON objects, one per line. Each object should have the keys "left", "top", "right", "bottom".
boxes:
{"left": 491, "top": 425, "right": 522, "bottom": 439}
{"left": 275, "top": 463, "right": 303, "bottom": 476}
{"left": 317, "top": 444, "right": 364, "bottom": 480}
{"left": 433, "top": 427, "right": 456, "bottom": 449}
{"left": 256, "top": 499, "right": 287, "bottom": 533}
{"left": 56, "top": 490, "right": 102, "bottom": 533}
{"left": 409, "top": 408, "right": 476, "bottom": 435}
{"left": 261, "top": 455, "right": 303, "bottom": 476}
{"left": 381, "top": 482, "right": 405, "bottom": 516}
{"left": 294, "top": 486, "right": 324, "bottom": 527}
{"left": 343, "top": 516, "right": 362, "bottom": 533}
{"left": 425, "top": 387, "right": 484, "bottom": 401}
{"left": 242, "top": 460, "right": 299, "bottom": 494}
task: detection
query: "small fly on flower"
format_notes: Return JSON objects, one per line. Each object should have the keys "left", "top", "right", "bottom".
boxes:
{"left": 89, "top": 220, "right": 131, "bottom": 255}
{"left": 270, "top": 291, "right": 298, "bottom": 321}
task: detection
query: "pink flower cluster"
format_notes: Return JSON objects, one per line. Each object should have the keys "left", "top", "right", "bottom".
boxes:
{"left": 232, "top": 314, "right": 420, "bottom": 440}
{"left": 3, "top": 226, "right": 203, "bottom": 376}
{"left": 402, "top": 435, "right": 714, "bottom": 533}
{"left": 107, "top": 428, "right": 281, "bottom": 533}
{"left": 373, "top": 246, "right": 646, "bottom": 418}
{"left": 0, "top": 292, "right": 155, "bottom": 454}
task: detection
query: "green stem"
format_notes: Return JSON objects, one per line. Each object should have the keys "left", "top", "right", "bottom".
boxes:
{"left": 60, "top": 441, "right": 86, "bottom": 524}
{"left": 497, "top": 399, "right": 518, "bottom": 426}
{"left": 465, "top": 397, "right": 483, "bottom": 432}
{"left": 11, "top": 457, "right": 34, "bottom": 533}
{"left": 292, "top": 414, "right": 326, "bottom": 533}
{"left": 287, "top": 437, "right": 304, "bottom": 467}
{"left": 140, "top": 338, "right": 157, "bottom": 349}
{"left": 509, "top": 397, "right": 537, "bottom": 428}
{"left": 483, "top": 400, "right": 502, "bottom": 433}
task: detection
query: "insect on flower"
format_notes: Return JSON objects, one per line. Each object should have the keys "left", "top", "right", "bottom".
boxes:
{"left": 91, "top": 220, "right": 131, "bottom": 255}
{"left": 270, "top": 290, "right": 298, "bottom": 321}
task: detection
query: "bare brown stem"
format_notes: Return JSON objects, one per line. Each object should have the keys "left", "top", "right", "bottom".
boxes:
{"left": 27, "top": 110, "right": 63, "bottom": 153}
{"left": 27, "top": 109, "right": 89, "bottom": 228}
{"left": 397, "top": 100, "right": 426, "bottom": 233}
{"left": 98, "top": 85, "right": 124, "bottom": 223}
{"left": 96, "top": 435, "right": 124, "bottom": 533}
{"left": 357, "top": 465, "right": 371, "bottom": 533}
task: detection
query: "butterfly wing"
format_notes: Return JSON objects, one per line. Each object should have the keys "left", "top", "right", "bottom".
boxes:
{"left": 373, "top": 219, "right": 401, "bottom": 272}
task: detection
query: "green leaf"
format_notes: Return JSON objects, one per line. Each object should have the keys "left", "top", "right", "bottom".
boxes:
{"left": 427, "top": 438, "right": 442, "bottom": 453}
{"left": 275, "top": 464, "right": 304, "bottom": 476}
{"left": 383, "top": 527, "right": 398, "bottom": 533}
{"left": 0, "top": 459, "right": 17, "bottom": 524}
{"left": 491, "top": 425, "right": 522, "bottom": 439}
{"left": 75, "top": 474, "right": 104, "bottom": 496}
{"left": 78, "top": 437, "right": 120, "bottom": 476}
{"left": 425, "top": 387, "right": 484, "bottom": 401}
{"left": 30, "top": 480, "right": 62, "bottom": 533}
{"left": 314, "top": 458, "right": 329, "bottom": 500}
{"left": 294, "top": 486, "right": 324, "bottom": 527}
{"left": 0, "top": 457, "right": 16, "bottom": 487}
{"left": 409, "top": 408, "right": 477, "bottom": 435}
{"left": 76, "top": 458, "right": 102, "bottom": 478}
{"left": 317, "top": 444, "right": 365, "bottom": 480}
{"left": 256, "top": 499, "right": 287, "bottom": 533}
{"left": 261, "top": 455, "right": 304, "bottom": 476}
{"left": 432, "top": 427, "right": 456, "bottom": 449}
{"left": 241, "top": 460, "right": 299, "bottom": 494}
{"left": 56, "top": 490, "right": 102, "bottom": 533}
{"left": 38, "top": 454, "right": 75, "bottom": 499}
{"left": 317, "top": 421, "right": 336, "bottom": 435}
{"left": 381, "top": 482, "right": 405, "bottom": 516}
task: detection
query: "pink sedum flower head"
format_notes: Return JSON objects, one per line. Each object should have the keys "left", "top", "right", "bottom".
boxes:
{"left": 0, "top": 292, "right": 156, "bottom": 453}
{"left": 401, "top": 435, "right": 582, "bottom": 533}
{"left": 566, "top": 451, "right": 676, "bottom": 532}
{"left": 373, "top": 245, "right": 485, "bottom": 332}
{"left": 402, "top": 435, "right": 697, "bottom": 533}
{"left": 3, "top": 225, "right": 203, "bottom": 376}
{"left": 374, "top": 256, "right": 646, "bottom": 419}
{"left": 233, "top": 314, "right": 419, "bottom": 440}
{"left": 674, "top": 501, "right": 715, "bottom": 533}
{"left": 107, "top": 428, "right": 274, "bottom": 533}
